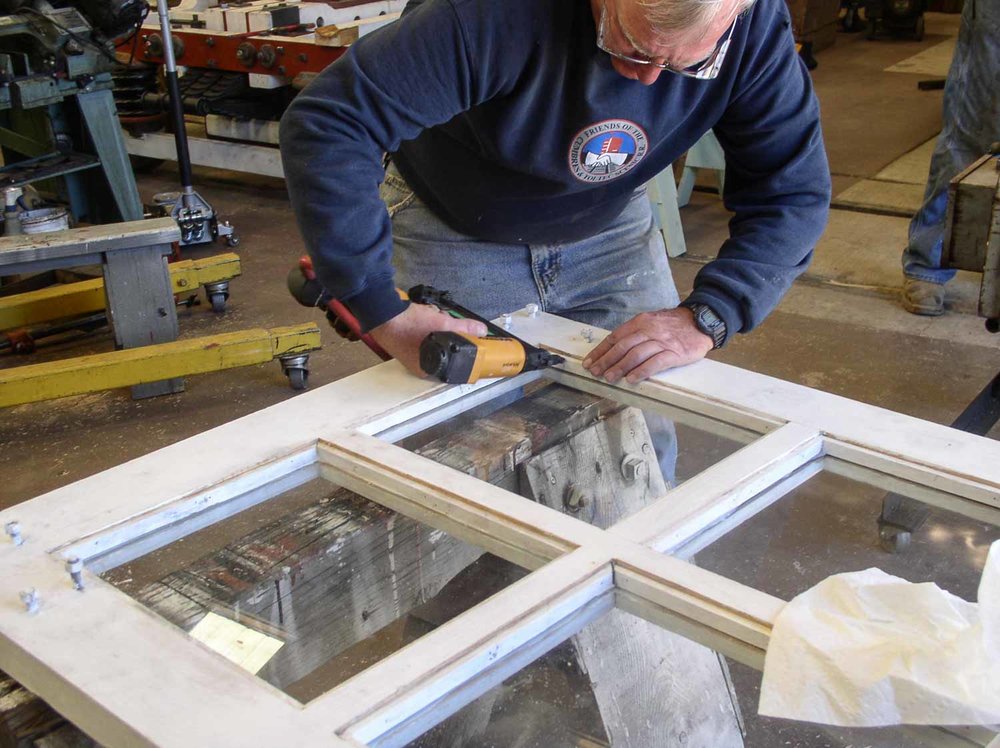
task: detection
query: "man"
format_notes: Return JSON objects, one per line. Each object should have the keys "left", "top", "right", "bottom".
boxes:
{"left": 901, "top": 0, "right": 1000, "bottom": 316}
{"left": 280, "top": 0, "right": 830, "bottom": 382}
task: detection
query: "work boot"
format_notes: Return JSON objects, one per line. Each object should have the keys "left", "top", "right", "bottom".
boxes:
{"left": 901, "top": 278, "right": 945, "bottom": 316}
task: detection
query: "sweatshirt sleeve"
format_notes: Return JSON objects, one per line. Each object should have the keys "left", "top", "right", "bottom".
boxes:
{"left": 684, "top": 0, "right": 831, "bottom": 342}
{"left": 279, "top": 0, "right": 512, "bottom": 331}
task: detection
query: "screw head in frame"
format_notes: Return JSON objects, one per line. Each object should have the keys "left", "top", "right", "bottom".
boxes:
{"left": 4, "top": 521, "right": 23, "bottom": 546}
{"left": 20, "top": 588, "right": 39, "bottom": 614}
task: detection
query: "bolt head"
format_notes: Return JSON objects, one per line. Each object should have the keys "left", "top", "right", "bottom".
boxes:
{"left": 20, "top": 588, "right": 38, "bottom": 613}
{"left": 4, "top": 521, "right": 22, "bottom": 545}
{"left": 621, "top": 454, "right": 646, "bottom": 482}
{"left": 563, "top": 485, "right": 586, "bottom": 513}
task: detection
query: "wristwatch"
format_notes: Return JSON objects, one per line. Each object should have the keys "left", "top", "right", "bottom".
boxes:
{"left": 680, "top": 301, "right": 728, "bottom": 349}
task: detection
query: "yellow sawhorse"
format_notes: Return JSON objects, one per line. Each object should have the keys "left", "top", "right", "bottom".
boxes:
{"left": 0, "top": 323, "right": 322, "bottom": 407}
{"left": 0, "top": 253, "right": 242, "bottom": 331}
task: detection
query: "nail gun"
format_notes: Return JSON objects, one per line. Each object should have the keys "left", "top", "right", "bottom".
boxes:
{"left": 287, "top": 258, "right": 564, "bottom": 384}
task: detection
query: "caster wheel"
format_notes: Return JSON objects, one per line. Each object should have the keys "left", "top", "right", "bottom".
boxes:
{"left": 209, "top": 292, "right": 228, "bottom": 314}
{"left": 287, "top": 368, "right": 309, "bottom": 390}
{"left": 879, "top": 526, "right": 911, "bottom": 554}
{"left": 913, "top": 15, "right": 925, "bottom": 41}
{"left": 225, "top": 234, "right": 241, "bottom": 248}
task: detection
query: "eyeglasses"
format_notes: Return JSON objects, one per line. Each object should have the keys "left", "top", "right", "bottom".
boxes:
{"left": 596, "top": 1, "right": 738, "bottom": 80}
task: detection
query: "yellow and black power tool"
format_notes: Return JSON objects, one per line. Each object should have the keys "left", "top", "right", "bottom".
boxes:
{"left": 288, "top": 266, "right": 564, "bottom": 385}
{"left": 409, "top": 285, "right": 565, "bottom": 384}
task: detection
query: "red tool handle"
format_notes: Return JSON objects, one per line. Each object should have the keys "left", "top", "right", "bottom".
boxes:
{"left": 299, "top": 257, "right": 392, "bottom": 361}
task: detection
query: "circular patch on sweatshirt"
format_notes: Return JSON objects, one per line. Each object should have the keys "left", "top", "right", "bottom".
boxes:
{"left": 568, "top": 119, "right": 648, "bottom": 183}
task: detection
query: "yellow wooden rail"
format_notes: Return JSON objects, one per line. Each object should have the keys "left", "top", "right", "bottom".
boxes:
{"left": 0, "top": 323, "right": 321, "bottom": 407}
{"left": 0, "top": 253, "right": 242, "bottom": 331}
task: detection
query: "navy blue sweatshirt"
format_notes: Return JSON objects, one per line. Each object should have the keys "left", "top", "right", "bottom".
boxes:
{"left": 280, "top": 0, "right": 831, "bottom": 337}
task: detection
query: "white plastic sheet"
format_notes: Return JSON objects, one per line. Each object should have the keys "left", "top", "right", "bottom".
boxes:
{"left": 759, "top": 541, "right": 1000, "bottom": 727}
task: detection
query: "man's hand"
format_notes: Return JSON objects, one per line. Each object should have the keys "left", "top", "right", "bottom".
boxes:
{"left": 369, "top": 303, "right": 488, "bottom": 377}
{"left": 582, "top": 307, "right": 714, "bottom": 384}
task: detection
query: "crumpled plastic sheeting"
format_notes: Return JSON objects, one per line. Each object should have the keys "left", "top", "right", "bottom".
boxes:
{"left": 758, "top": 541, "right": 1000, "bottom": 727}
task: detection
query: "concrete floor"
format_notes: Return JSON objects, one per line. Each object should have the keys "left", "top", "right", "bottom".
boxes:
{"left": 2, "top": 11, "right": 998, "bottom": 747}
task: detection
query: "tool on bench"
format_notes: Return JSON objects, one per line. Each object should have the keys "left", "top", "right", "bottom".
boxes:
{"left": 287, "top": 258, "right": 564, "bottom": 384}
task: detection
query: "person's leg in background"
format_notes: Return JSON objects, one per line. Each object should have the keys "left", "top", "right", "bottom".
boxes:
{"left": 902, "top": 0, "right": 1000, "bottom": 315}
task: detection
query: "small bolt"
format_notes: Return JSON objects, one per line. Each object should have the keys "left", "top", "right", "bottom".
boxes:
{"left": 549, "top": 475, "right": 556, "bottom": 485}
{"left": 5, "top": 521, "right": 23, "bottom": 546}
{"left": 277, "top": 65, "right": 286, "bottom": 75}
{"left": 621, "top": 454, "right": 646, "bottom": 483}
{"left": 205, "top": 37, "right": 215, "bottom": 47}
{"left": 65, "top": 557, "right": 83, "bottom": 591}
{"left": 641, "top": 442, "right": 651, "bottom": 455}
{"left": 502, "top": 313, "right": 512, "bottom": 330}
{"left": 563, "top": 485, "right": 586, "bottom": 514}
{"left": 20, "top": 588, "right": 39, "bottom": 614}
{"left": 298, "top": 52, "right": 307, "bottom": 62}
{"left": 177, "top": 278, "right": 189, "bottom": 287}
{"left": 276, "top": 46, "right": 285, "bottom": 55}
{"left": 524, "top": 303, "right": 539, "bottom": 318}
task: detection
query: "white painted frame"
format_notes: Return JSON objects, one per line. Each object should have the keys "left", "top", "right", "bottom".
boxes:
{"left": 1, "top": 310, "right": 998, "bottom": 748}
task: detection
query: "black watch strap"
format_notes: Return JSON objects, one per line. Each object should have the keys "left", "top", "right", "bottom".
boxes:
{"left": 680, "top": 301, "right": 727, "bottom": 349}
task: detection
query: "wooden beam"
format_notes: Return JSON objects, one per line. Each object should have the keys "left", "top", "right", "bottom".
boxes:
{"left": 0, "top": 324, "right": 321, "bottom": 407}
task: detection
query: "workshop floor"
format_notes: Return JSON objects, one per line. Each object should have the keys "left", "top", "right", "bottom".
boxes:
{"left": 1, "top": 12, "right": 997, "bottom": 748}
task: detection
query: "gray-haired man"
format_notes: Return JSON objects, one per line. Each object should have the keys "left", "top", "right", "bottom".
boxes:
{"left": 281, "top": 0, "right": 830, "bottom": 382}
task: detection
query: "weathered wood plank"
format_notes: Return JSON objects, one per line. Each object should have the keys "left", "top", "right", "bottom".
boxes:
{"left": 523, "top": 408, "right": 743, "bottom": 748}
{"left": 0, "top": 672, "right": 95, "bottom": 748}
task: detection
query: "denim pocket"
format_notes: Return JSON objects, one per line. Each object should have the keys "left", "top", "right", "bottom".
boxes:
{"left": 379, "top": 165, "right": 416, "bottom": 218}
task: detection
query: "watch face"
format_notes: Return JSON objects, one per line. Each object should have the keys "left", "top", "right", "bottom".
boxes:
{"left": 685, "top": 303, "right": 726, "bottom": 348}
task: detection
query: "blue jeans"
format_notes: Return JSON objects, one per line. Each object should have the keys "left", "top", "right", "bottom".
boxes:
{"left": 902, "top": 0, "right": 1000, "bottom": 284}
{"left": 379, "top": 161, "right": 681, "bottom": 485}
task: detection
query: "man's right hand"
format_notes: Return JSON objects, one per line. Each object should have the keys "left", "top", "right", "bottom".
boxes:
{"left": 369, "top": 303, "right": 488, "bottom": 377}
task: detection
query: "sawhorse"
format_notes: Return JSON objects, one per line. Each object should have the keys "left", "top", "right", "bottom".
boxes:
{"left": 0, "top": 217, "right": 182, "bottom": 398}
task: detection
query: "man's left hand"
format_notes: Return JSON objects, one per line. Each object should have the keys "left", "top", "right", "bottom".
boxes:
{"left": 582, "top": 307, "right": 714, "bottom": 384}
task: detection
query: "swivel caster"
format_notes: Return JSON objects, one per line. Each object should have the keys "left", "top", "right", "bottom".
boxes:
{"left": 215, "top": 219, "right": 239, "bottom": 248}
{"left": 280, "top": 353, "right": 311, "bottom": 391}
{"left": 204, "top": 281, "right": 230, "bottom": 314}
{"left": 878, "top": 525, "right": 911, "bottom": 554}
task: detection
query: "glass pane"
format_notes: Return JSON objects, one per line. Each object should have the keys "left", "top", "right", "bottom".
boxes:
{"left": 100, "top": 477, "right": 531, "bottom": 703}
{"left": 406, "top": 601, "right": 747, "bottom": 747}
{"left": 689, "top": 456, "right": 1000, "bottom": 602}
{"left": 391, "top": 378, "right": 758, "bottom": 530}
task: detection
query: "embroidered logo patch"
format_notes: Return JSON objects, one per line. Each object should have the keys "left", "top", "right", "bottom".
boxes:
{"left": 568, "top": 119, "right": 648, "bottom": 183}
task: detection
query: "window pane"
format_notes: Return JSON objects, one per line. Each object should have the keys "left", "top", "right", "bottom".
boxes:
{"left": 391, "top": 379, "right": 759, "bottom": 530}
{"left": 689, "top": 456, "right": 1000, "bottom": 601}
{"left": 101, "top": 477, "right": 533, "bottom": 704}
{"left": 404, "top": 601, "right": 745, "bottom": 748}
